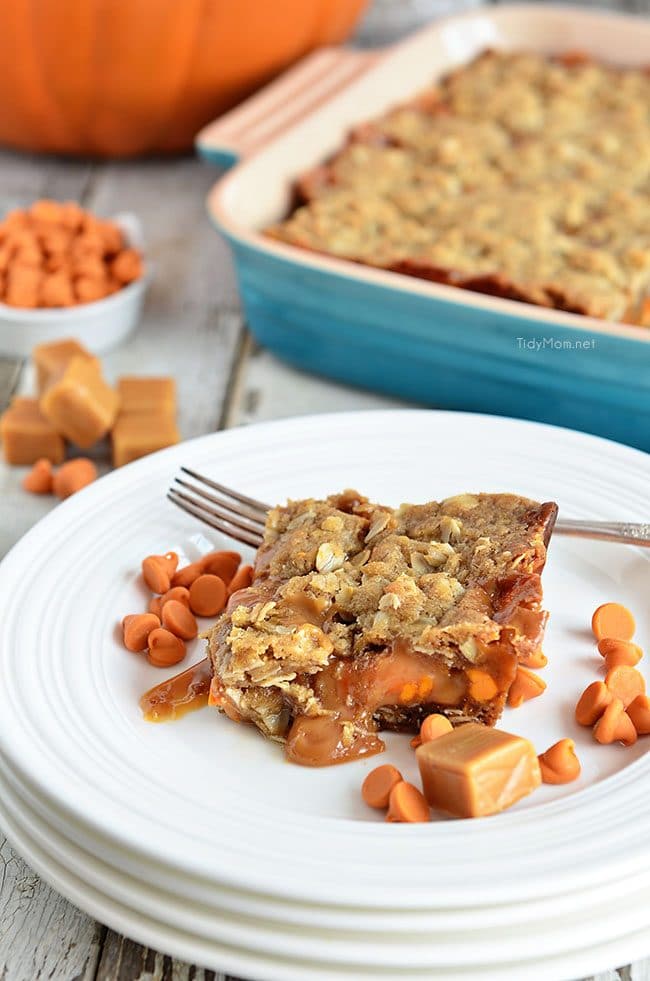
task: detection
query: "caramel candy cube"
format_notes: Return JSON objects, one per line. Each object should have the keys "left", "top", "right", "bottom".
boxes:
{"left": 0, "top": 397, "right": 65, "bottom": 465}
{"left": 117, "top": 376, "right": 176, "bottom": 415}
{"left": 416, "top": 722, "right": 541, "bottom": 818}
{"left": 112, "top": 411, "right": 179, "bottom": 467}
{"left": 32, "top": 338, "right": 99, "bottom": 394}
{"left": 40, "top": 356, "right": 119, "bottom": 448}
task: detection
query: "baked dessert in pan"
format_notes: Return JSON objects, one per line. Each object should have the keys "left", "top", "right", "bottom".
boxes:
{"left": 206, "top": 490, "right": 557, "bottom": 766}
{"left": 267, "top": 50, "right": 650, "bottom": 324}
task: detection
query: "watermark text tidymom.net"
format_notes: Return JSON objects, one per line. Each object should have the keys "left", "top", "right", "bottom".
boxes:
{"left": 516, "top": 337, "right": 596, "bottom": 352}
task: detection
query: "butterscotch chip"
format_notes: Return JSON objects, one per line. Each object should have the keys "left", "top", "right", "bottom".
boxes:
{"left": 72, "top": 255, "right": 106, "bottom": 281}
{"left": 32, "top": 338, "right": 99, "bottom": 395}
{"left": 59, "top": 201, "right": 85, "bottom": 231}
{"left": 38, "top": 227, "right": 71, "bottom": 257}
{"left": 71, "top": 232, "right": 104, "bottom": 259}
{"left": 12, "top": 236, "right": 42, "bottom": 268}
{"left": 117, "top": 377, "right": 176, "bottom": 415}
{"left": 40, "top": 356, "right": 119, "bottom": 448}
{"left": 0, "top": 396, "right": 65, "bottom": 465}
{"left": 0, "top": 202, "right": 143, "bottom": 310}
{"left": 30, "top": 199, "right": 64, "bottom": 224}
{"left": 111, "top": 411, "right": 180, "bottom": 467}
{"left": 416, "top": 722, "right": 541, "bottom": 818}
{"left": 3, "top": 209, "right": 29, "bottom": 232}
{"left": 111, "top": 248, "right": 143, "bottom": 284}
{"left": 44, "top": 253, "right": 70, "bottom": 274}
{"left": 4, "top": 266, "right": 41, "bottom": 308}
{"left": 74, "top": 275, "right": 109, "bottom": 304}
{"left": 40, "top": 272, "right": 75, "bottom": 308}
{"left": 93, "top": 219, "right": 123, "bottom": 255}
{"left": 52, "top": 457, "right": 98, "bottom": 499}
{"left": 22, "top": 457, "right": 54, "bottom": 494}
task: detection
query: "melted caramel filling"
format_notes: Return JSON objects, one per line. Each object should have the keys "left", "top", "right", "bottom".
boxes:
{"left": 285, "top": 659, "right": 384, "bottom": 766}
{"left": 473, "top": 636, "right": 519, "bottom": 694}
{"left": 143, "top": 574, "right": 526, "bottom": 768}
{"left": 286, "top": 643, "right": 474, "bottom": 767}
{"left": 351, "top": 645, "right": 467, "bottom": 710}
{"left": 286, "top": 715, "right": 384, "bottom": 767}
{"left": 225, "top": 579, "right": 276, "bottom": 614}
{"left": 140, "top": 658, "right": 212, "bottom": 722}
{"left": 508, "top": 606, "right": 547, "bottom": 647}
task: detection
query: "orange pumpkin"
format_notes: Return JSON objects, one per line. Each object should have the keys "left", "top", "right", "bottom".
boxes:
{"left": 0, "top": 0, "right": 368, "bottom": 158}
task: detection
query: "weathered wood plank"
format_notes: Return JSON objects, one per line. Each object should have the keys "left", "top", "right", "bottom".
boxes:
{"left": 0, "top": 149, "right": 93, "bottom": 212}
{"left": 94, "top": 932, "right": 225, "bottom": 981}
{"left": 357, "top": 0, "right": 649, "bottom": 47}
{"left": 226, "top": 338, "right": 408, "bottom": 428}
{"left": 0, "top": 836, "right": 102, "bottom": 980}
{"left": 0, "top": 358, "right": 22, "bottom": 413}
{"left": 356, "top": 0, "right": 482, "bottom": 45}
{"left": 511, "top": 0, "right": 649, "bottom": 9}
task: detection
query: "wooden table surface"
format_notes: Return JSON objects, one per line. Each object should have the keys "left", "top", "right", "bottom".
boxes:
{"left": 1, "top": 5, "right": 650, "bottom": 975}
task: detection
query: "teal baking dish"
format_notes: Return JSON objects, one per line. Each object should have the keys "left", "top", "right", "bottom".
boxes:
{"left": 197, "top": 4, "right": 650, "bottom": 451}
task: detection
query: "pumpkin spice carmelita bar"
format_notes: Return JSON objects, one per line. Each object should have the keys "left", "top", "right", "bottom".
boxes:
{"left": 267, "top": 50, "right": 650, "bottom": 324}
{"left": 206, "top": 490, "right": 557, "bottom": 766}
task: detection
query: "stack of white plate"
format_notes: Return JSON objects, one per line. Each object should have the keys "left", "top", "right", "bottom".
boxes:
{"left": 0, "top": 410, "right": 649, "bottom": 981}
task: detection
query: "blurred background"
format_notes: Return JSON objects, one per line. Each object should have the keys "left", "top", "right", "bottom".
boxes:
{"left": 357, "top": 0, "right": 650, "bottom": 46}
{"left": 0, "top": 0, "right": 648, "bottom": 159}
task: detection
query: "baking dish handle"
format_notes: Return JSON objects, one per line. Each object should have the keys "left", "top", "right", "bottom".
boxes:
{"left": 195, "top": 46, "right": 380, "bottom": 168}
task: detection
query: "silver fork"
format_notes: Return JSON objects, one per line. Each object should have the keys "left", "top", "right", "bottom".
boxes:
{"left": 168, "top": 467, "right": 650, "bottom": 550}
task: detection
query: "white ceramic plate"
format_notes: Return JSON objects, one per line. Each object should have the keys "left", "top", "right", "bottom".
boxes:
{"left": 8, "top": 731, "right": 649, "bottom": 940}
{"left": 8, "top": 736, "right": 650, "bottom": 969}
{"left": 0, "top": 410, "right": 648, "bottom": 920}
{"left": 3, "top": 753, "right": 650, "bottom": 981}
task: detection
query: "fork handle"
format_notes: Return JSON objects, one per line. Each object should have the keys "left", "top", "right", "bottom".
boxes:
{"left": 554, "top": 519, "right": 650, "bottom": 547}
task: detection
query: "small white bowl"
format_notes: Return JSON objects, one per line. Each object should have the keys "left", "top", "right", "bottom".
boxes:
{"left": 0, "top": 212, "right": 149, "bottom": 357}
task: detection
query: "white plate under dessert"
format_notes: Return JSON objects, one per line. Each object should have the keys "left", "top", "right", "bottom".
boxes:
{"left": 0, "top": 410, "right": 648, "bottom": 972}
{"left": 3, "top": 752, "right": 650, "bottom": 981}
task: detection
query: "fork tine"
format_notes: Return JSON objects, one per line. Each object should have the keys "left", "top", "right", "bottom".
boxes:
{"left": 171, "top": 485, "right": 265, "bottom": 538}
{"left": 167, "top": 490, "right": 264, "bottom": 549}
{"left": 179, "top": 467, "right": 270, "bottom": 515}
{"left": 173, "top": 477, "right": 267, "bottom": 528}
{"left": 169, "top": 487, "right": 265, "bottom": 544}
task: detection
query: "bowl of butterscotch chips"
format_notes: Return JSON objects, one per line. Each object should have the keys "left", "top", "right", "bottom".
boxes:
{"left": 0, "top": 200, "right": 149, "bottom": 356}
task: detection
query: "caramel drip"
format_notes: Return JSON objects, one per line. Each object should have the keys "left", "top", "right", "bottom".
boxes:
{"left": 140, "top": 658, "right": 212, "bottom": 722}
{"left": 285, "top": 660, "right": 384, "bottom": 767}
{"left": 508, "top": 606, "right": 547, "bottom": 646}
{"left": 285, "top": 715, "right": 384, "bottom": 767}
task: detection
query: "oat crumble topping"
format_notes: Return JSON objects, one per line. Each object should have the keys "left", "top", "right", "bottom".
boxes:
{"left": 267, "top": 51, "right": 650, "bottom": 323}
{"left": 206, "top": 490, "right": 557, "bottom": 765}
